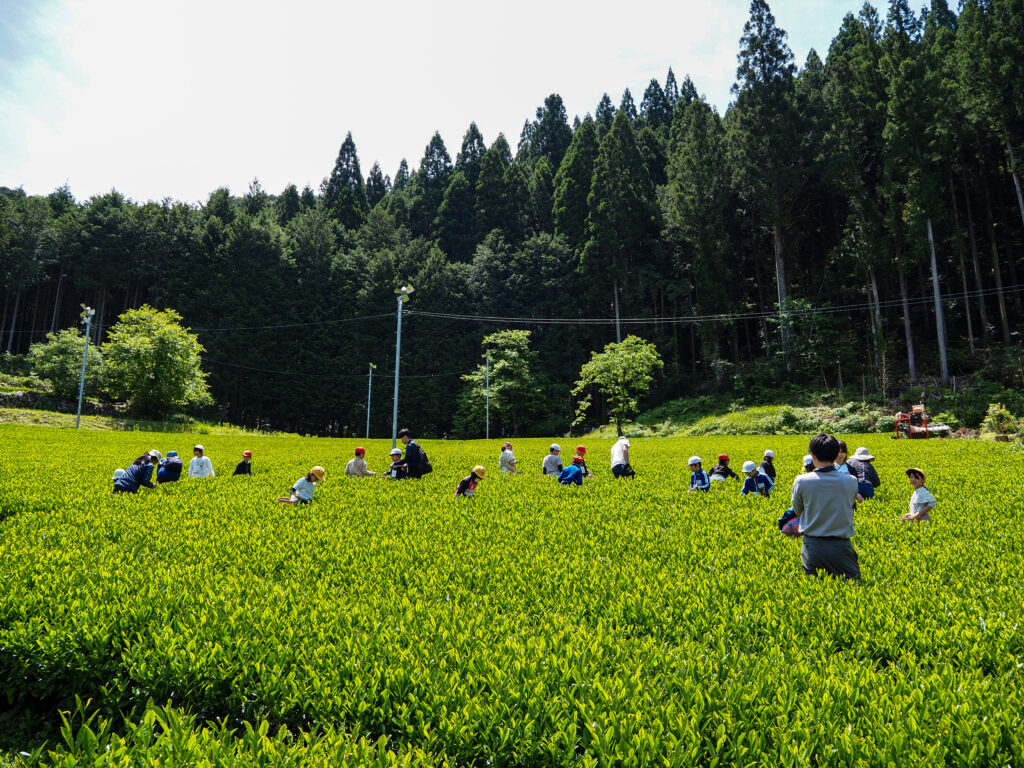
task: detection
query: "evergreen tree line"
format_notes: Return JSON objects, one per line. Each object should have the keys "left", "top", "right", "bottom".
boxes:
{"left": 2, "top": 0, "right": 1023, "bottom": 436}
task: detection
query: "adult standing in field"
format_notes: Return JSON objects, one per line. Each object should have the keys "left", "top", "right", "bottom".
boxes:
{"left": 542, "top": 444, "right": 563, "bottom": 476}
{"left": 345, "top": 447, "right": 376, "bottom": 477}
{"left": 611, "top": 436, "right": 634, "bottom": 478}
{"left": 792, "top": 433, "right": 860, "bottom": 580}
{"left": 113, "top": 450, "right": 161, "bottom": 494}
{"left": 188, "top": 445, "right": 215, "bottom": 478}
{"left": 846, "top": 446, "right": 880, "bottom": 500}
{"left": 233, "top": 450, "right": 253, "bottom": 476}
{"left": 157, "top": 451, "right": 183, "bottom": 483}
{"left": 759, "top": 450, "right": 776, "bottom": 481}
{"left": 398, "top": 428, "right": 430, "bottom": 478}
{"left": 499, "top": 442, "right": 520, "bottom": 474}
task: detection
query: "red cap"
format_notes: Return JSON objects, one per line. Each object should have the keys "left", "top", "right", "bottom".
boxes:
{"left": 243, "top": 450, "right": 252, "bottom": 457}
{"left": 576, "top": 445, "right": 586, "bottom": 454}
{"left": 572, "top": 455, "right": 584, "bottom": 465}
{"left": 718, "top": 454, "right": 729, "bottom": 461}
{"left": 355, "top": 446, "right": 365, "bottom": 455}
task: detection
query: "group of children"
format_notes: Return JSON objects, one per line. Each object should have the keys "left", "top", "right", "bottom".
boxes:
{"left": 112, "top": 445, "right": 252, "bottom": 493}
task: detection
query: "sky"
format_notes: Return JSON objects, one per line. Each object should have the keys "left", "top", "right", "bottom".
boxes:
{"left": 1, "top": 0, "right": 866, "bottom": 205}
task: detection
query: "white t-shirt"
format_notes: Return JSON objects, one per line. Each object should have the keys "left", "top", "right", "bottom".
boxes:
{"left": 345, "top": 457, "right": 372, "bottom": 476}
{"left": 188, "top": 456, "right": 215, "bottom": 478}
{"left": 499, "top": 449, "right": 516, "bottom": 473}
{"left": 610, "top": 438, "right": 630, "bottom": 467}
{"left": 542, "top": 453, "right": 563, "bottom": 475}
{"left": 910, "top": 486, "right": 937, "bottom": 515}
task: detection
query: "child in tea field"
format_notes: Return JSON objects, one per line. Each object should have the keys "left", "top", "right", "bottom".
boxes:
{"left": 900, "top": 468, "right": 936, "bottom": 522}
{"left": 499, "top": 442, "right": 520, "bottom": 473}
{"left": 278, "top": 466, "right": 325, "bottom": 504}
{"left": 542, "top": 444, "right": 563, "bottom": 476}
{"left": 558, "top": 455, "right": 586, "bottom": 486}
{"left": 188, "top": 445, "right": 215, "bottom": 478}
{"left": 157, "top": 451, "right": 183, "bottom": 483}
{"left": 575, "top": 445, "right": 594, "bottom": 478}
{"left": 740, "top": 460, "right": 774, "bottom": 497}
{"left": 455, "top": 465, "right": 486, "bottom": 497}
{"left": 688, "top": 456, "right": 710, "bottom": 492}
{"left": 345, "top": 447, "right": 376, "bottom": 477}
{"left": 113, "top": 450, "right": 161, "bottom": 494}
{"left": 710, "top": 454, "right": 740, "bottom": 482}
{"left": 233, "top": 450, "right": 253, "bottom": 476}
{"left": 384, "top": 448, "right": 409, "bottom": 480}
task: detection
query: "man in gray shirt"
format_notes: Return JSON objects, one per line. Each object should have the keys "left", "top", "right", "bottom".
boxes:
{"left": 792, "top": 433, "right": 861, "bottom": 580}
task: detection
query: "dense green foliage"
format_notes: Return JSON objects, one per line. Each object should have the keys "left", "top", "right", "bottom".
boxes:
{"left": 100, "top": 307, "right": 212, "bottom": 418}
{"left": 2, "top": 0, "right": 1024, "bottom": 436}
{"left": 572, "top": 335, "right": 663, "bottom": 435}
{"left": 26, "top": 328, "right": 102, "bottom": 399}
{"left": 1, "top": 426, "right": 1022, "bottom": 765}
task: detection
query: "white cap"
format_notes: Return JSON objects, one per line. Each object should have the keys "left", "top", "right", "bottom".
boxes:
{"left": 619, "top": 437, "right": 630, "bottom": 445}
{"left": 688, "top": 455, "right": 701, "bottom": 466}
{"left": 550, "top": 444, "right": 561, "bottom": 452}
{"left": 148, "top": 449, "right": 162, "bottom": 460}
{"left": 389, "top": 448, "right": 402, "bottom": 456}
{"left": 764, "top": 450, "right": 774, "bottom": 458}
{"left": 193, "top": 444, "right": 205, "bottom": 452}
{"left": 742, "top": 460, "right": 756, "bottom": 473}
{"left": 803, "top": 454, "right": 814, "bottom": 466}
{"left": 113, "top": 468, "right": 126, "bottom": 480}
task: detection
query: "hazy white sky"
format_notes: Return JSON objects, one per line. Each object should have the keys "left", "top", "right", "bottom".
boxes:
{"left": 1, "top": 0, "right": 864, "bottom": 205}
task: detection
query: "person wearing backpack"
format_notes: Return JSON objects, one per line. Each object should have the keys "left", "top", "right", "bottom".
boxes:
{"left": 398, "top": 428, "right": 431, "bottom": 478}
{"left": 157, "top": 451, "right": 183, "bottom": 483}
{"left": 113, "top": 450, "right": 161, "bottom": 494}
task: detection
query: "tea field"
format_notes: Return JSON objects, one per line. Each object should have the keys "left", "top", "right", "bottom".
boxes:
{"left": 0, "top": 425, "right": 1022, "bottom": 766}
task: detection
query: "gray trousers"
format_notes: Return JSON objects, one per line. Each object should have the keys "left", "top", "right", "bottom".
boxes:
{"left": 801, "top": 536, "right": 861, "bottom": 580}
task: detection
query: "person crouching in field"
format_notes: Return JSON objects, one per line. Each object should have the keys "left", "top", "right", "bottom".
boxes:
{"left": 499, "top": 442, "right": 520, "bottom": 473}
{"left": 711, "top": 454, "right": 739, "bottom": 482}
{"left": 278, "top": 466, "right": 325, "bottom": 504}
{"left": 455, "top": 465, "right": 486, "bottom": 497}
{"left": 900, "top": 468, "right": 936, "bottom": 522}
{"left": 558, "top": 455, "right": 585, "bottom": 486}
{"left": 345, "top": 447, "right": 376, "bottom": 477}
{"left": 688, "top": 456, "right": 710, "bottom": 492}
{"left": 157, "top": 451, "right": 183, "bottom": 483}
{"left": 740, "top": 460, "right": 774, "bottom": 497}
{"left": 233, "top": 450, "right": 253, "bottom": 475}
{"left": 384, "top": 448, "right": 409, "bottom": 479}
{"left": 113, "top": 450, "right": 161, "bottom": 494}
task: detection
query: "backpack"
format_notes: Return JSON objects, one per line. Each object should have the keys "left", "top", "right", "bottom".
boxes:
{"left": 417, "top": 444, "right": 433, "bottom": 475}
{"left": 777, "top": 509, "right": 802, "bottom": 537}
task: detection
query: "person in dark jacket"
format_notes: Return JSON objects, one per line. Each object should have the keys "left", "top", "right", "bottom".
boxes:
{"left": 398, "top": 428, "right": 428, "bottom": 478}
{"left": 156, "top": 451, "right": 183, "bottom": 483}
{"left": 710, "top": 454, "right": 739, "bottom": 481}
{"left": 558, "top": 455, "right": 585, "bottom": 486}
{"left": 574, "top": 445, "right": 594, "bottom": 478}
{"left": 740, "top": 460, "right": 774, "bottom": 497}
{"left": 384, "top": 448, "right": 409, "bottom": 479}
{"left": 455, "top": 466, "right": 485, "bottom": 497}
{"left": 114, "top": 450, "right": 161, "bottom": 494}
{"left": 759, "top": 450, "right": 776, "bottom": 481}
{"left": 233, "top": 450, "right": 253, "bottom": 476}
{"left": 846, "top": 446, "right": 881, "bottom": 500}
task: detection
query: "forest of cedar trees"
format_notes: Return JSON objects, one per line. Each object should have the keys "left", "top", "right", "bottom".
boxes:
{"left": 2, "top": 0, "right": 1023, "bottom": 437}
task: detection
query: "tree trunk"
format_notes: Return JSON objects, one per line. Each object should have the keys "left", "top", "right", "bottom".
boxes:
{"left": 5, "top": 290, "right": 21, "bottom": 353}
{"left": 949, "top": 177, "right": 975, "bottom": 355}
{"left": 868, "top": 266, "right": 883, "bottom": 382}
{"left": 926, "top": 217, "right": 950, "bottom": 387}
{"left": 961, "top": 168, "right": 990, "bottom": 341}
{"left": 773, "top": 222, "right": 788, "bottom": 356}
{"left": 612, "top": 277, "right": 621, "bottom": 343}
{"left": 0, "top": 292, "right": 8, "bottom": 349}
{"left": 1007, "top": 138, "right": 1024, "bottom": 232}
{"left": 983, "top": 181, "right": 1011, "bottom": 344}
{"left": 50, "top": 273, "right": 64, "bottom": 333}
{"left": 898, "top": 262, "right": 917, "bottom": 385}
{"left": 29, "top": 286, "right": 41, "bottom": 345}
{"left": 96, "top": 287, "right": 107, "bottom": 345}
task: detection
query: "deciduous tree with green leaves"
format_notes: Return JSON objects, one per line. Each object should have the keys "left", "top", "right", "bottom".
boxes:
{"left": 572, "top": 335, "right": 663, "bottom": 436}
{"left": 102, "top": 306, "right": 212, "bottom": 418}
{"left": 27, "top": 327, "right": 103, "bottom": 398}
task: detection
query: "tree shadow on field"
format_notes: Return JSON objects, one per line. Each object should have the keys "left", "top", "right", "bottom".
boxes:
{"left": 0, "top": 703, "right": 62, "bottom": 763}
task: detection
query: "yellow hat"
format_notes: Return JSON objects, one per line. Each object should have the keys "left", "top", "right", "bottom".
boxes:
{"left": 472, "top": 465, "right": 486, "bottom": 478}
{"left": 311, "top": 466, "right": 325, "bottom": 481}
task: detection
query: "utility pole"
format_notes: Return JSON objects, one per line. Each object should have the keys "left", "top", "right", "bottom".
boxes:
{"left": 365, "top": 363, "right": 375, "bottom": 439}
{"left": 391, "top": 285, "right": 413, "bottom": 449}
{"left": 485, "top": 351, "right": 490, "bottom": 440}
{"left": 76, "top": 305, "right": 95, "bottom": 429}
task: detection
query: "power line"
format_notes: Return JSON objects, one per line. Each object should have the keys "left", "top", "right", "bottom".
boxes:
{"left": 205, "top": 358, "right": 477, "bottom": 381}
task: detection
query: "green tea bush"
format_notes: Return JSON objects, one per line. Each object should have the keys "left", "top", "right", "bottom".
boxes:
{"left": 0, "top": 426, "right": 1021, "bottom": 766}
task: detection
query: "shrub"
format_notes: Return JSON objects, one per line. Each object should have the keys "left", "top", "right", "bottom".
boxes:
{"left": 981, "top": 402, "right": 1018, "bottom": 434}
{"left": 836, "top": 414, "right": 873, "bottom": 433}
{"left": 27, "top": 328, "right": 104, "bottom": 398}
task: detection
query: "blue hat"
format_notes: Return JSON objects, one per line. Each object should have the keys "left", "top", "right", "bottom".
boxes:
{"left": 167, "top": 451, "right": 178, "bottom": 457}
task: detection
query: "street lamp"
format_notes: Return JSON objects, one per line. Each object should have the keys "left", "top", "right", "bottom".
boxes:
{"left": 391, "top": 285, "right": 413, "bottom": 448}
{"left": 76, "top": 305, "right": 95, "bottom": 429}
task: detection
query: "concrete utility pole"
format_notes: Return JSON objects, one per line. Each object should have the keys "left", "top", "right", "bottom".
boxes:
{"left": 366, "top": 363, "right": 375, "bottom": 439}
{"left": 76, "top": 305, "right": 95, "bottom": 429}
{"left": 391, "top": 286, "right": 413, "bottom": 449}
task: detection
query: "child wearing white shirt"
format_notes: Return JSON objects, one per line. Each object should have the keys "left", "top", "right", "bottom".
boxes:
{"left": 900, "top": 468, "right": 936, "bottom": 522}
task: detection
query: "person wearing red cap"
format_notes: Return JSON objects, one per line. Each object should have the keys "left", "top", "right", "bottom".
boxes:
{"left": 233, "top": 450, "right": 253, "bottom": 476}
{"left": 345, "top": 447, "right": 376, "bottom": 477}
{"left": 574, "top": 445, "right": 594, "bottom": 478}
{"left": 710, "top": 453, "right": 739, "bottom": 482}
{"left": 558, "top": 455, "right": 586, "bottom": 486}
{"left": 499, "top": 442, "right": 520, "bottom": 473}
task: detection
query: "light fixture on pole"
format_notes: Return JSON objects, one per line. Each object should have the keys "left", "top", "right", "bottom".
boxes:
{"left": 391, "top": 285, "right": 413, "bottom": 449}
{"left": 485, "top": 351, "right": 490, "bottom": 441}
{"left": 366, "top": 363, "right": 376, "bottom": 439}
{"left": 76, "top": 305, "right": 95, "bottom": 429}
